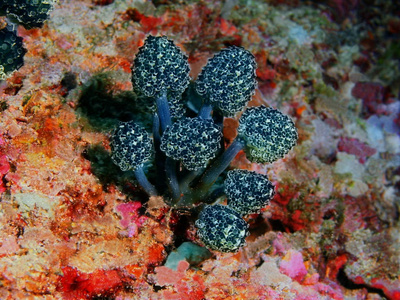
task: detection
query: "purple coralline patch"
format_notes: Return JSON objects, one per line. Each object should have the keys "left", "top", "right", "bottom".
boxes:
{"left": 351, "top": 82, "right": 387, "bottom": 116}
{"left": 0, "top": 154, "right": 10, "bottom": 194}
{"left": 337, "top": 136, "right": 377, "bottom": 163}
{"left": 279, "top": 250, "right": 308, "bottom": 282}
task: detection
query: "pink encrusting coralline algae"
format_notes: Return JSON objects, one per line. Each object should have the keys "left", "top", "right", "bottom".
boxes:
{"left": 116, "top": 202, "right": 148, "bottom": 237}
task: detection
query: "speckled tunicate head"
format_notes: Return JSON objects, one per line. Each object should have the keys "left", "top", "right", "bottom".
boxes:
{"left": 225, "top": 169, "right": 275, "bottom": 216}
{"left": 166, "top": 89, "right": 186, "bottom": 119}
{"left": 195, "top": 46, "right": 257, "bottom": 116}
{"left": 195, "top": 204, "right": 248, "bottom": 252}
{"left": 0, "top": 25, "right": 26, "bottom": 80}
{"left": 6, "top": 0, "right": 56, "bottom": 29}
{"left": 237, "top": 105, "right": 298, "bottom": 164}
{"left": 132, "top": 35, "right": 190, "bottom": 99}
{"left": 110, "top": 121, "right": 153, "bottom": 172}
{"left": 160, "top": 117, "right": 221, "bottom": 170}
